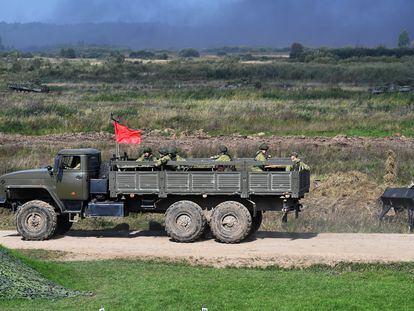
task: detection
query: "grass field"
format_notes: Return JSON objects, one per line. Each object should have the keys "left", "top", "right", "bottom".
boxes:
{"left": 1, "top": 55, "right": 414, "bottom": 137}
{"left": 0, "top": 249, "right": 413, "bottom": 311}
{"left": 1, "top": 83, "right": 414, "bottom": 137}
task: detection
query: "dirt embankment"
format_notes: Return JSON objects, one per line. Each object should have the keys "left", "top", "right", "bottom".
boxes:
{"left": 0, "top": 131, "right": 412, "bottom": 152}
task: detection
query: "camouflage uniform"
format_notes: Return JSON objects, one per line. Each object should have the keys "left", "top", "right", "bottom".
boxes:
{"left": 252, "top": 143, "right": 269, "bottom": 172}
{"left": 136, "top": 147, "right": 157, "bottom": 162}
{"left": 157, "top": 147, "right": 186, "bottom": 170}
{"left": 286, "top": 152, "right": 310, "bottom": 171}
{"left": 155, "top": 148, "right": 170, "bottom": 167}
{"left": 211, "top": 145, "right": 232, "bottom": 171}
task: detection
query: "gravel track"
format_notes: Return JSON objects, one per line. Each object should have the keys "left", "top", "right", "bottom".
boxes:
{"left": 1, "top": 230, "right": 414, "bottom": 267}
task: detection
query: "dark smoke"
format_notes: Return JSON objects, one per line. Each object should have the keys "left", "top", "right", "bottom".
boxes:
{"left": 0, "top": 0, "right": 413, "bottom": 49}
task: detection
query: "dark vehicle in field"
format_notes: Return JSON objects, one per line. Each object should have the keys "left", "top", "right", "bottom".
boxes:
{"left": 380, "top": 187, "right": 414, "bottom": 232}
{"left": 8, "top": 83, "right": 50, "bottom": 93}
{"left": 0, "top": 149, "right": 310, "bottom": 243}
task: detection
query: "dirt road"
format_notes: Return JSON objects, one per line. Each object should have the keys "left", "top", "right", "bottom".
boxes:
{"left": 1, "top": 230, "right": 414, "bottom": 267}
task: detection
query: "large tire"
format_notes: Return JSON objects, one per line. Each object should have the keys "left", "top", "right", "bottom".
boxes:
{"left": 16, "top": 200, "right": 57, "bottom": 241}
{"left": 165, "top": 200, "right": 206, "bottom": 243}
{"left": 250, "top": 211, "right": 263, "bottom": 235}
{"left": 55, "top": 213, "right": 73, "bottom": 236}
{"left": 210, "top": 201, "right": 252, "bottom": 243}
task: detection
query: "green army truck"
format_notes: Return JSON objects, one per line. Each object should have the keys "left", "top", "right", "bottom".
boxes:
{"left": 0, "top": 148, "right": 310, "bottom": 243}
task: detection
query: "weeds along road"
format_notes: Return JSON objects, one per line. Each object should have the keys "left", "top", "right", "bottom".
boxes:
{"left": 1, "top": 230, "right": 414, "bottom": 267}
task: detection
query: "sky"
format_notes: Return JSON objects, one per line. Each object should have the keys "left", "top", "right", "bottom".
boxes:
{"left": 0, "top": 0, "right": 413, "bottom": 48}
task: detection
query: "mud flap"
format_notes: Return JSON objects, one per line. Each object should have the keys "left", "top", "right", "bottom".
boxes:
{"left": 408, "top": 208, "right": 414, "bottom": 233}
{"left": 379, "top": 204, "right": 392, "bottom": 220}
{"left": 281, "top": 200, "right": 301, "bottom": 223}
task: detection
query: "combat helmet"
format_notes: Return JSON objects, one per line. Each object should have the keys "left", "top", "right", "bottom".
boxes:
{"left": 168, "top": 146, "right": 178, "bottom": 156}
{"left": 219, "top": 145, "right": 228, "bottom": 153}
{"left": 259, "top": 143, "right": 269, "bottom": 151}
{"left": 142, "top": 146, "right": 152, "bottom": 154}
{"left": 158, "top": 147, "right": 168, "bottom": 156}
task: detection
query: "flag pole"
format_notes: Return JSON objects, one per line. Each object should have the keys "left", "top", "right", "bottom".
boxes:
{"left": 111, "top": 113, "right": 121, "bottom": 158}
{"left": 116, "top": 143, "right": 120, "bottom": 158}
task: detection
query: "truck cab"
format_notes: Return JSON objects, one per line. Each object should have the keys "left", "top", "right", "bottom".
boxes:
{"left": 0, "top": 148, "right": 101, "bottom": 241}
{"left": 54, "top": 148, "right": 101, "bottom": 211}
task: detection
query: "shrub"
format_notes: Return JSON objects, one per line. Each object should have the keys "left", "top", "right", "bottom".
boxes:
{"left": 178, "top": 48, "right": 200, "bottom": 58}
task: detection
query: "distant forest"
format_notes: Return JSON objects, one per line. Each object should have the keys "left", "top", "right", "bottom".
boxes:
{"left": 0, "top": 21, "right": 412, "bottom": 52}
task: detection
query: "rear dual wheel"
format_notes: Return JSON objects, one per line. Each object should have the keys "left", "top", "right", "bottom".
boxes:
{"left": 210, "top": 201, "right": 252, "bottom": 243}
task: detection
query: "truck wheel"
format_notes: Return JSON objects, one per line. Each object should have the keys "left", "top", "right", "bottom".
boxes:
{"left": 165, "top": 201, "right": 206, "bottom": 243}
{"left": 210, "top": 201, "right": 252, "bottom": 243}
{"left": 16, "top": 200, "right": 57, "bottom": 241}
{"left": 250, "top": 211, "right": 263, "bottom": 235}
{"left": 55, "top": 214, "right": 73, "bottom": 236}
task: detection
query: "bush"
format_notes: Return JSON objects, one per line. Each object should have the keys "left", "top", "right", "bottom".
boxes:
{"left": 129, "top": 50, "right": 155, "bottom": 59}
{"left": 290, "top": 42, "right": 304, "bottom": 59}
{"left": 178, "top": 48, "right": 200, "bottom": 58}
{"left": 59, "top": 48, "right": 76, "bottom": 59}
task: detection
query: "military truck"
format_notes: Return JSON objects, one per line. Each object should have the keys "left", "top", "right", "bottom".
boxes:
{"left": 0, "top": 148, "right": 310, "bottom": 243}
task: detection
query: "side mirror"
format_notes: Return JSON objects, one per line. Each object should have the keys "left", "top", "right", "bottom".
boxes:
{"left": 46, "top": 165, "right": 53, "bottom": 175}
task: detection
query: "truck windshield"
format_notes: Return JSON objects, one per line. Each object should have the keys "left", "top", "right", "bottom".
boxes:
{"left": 61, "top": 156, "right": 81, "bottom": 170}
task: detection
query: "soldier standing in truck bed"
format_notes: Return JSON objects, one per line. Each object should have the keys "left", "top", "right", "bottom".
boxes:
{"left": 155, "top": 147, "right": 186, "bottom": 170}
{"left": 210, "top": 145, "right": 232, "bottom": 171}
{"left": 155, "top": 147, "right": 170, "bottom": 167}
{"left": 168, "top": 146, "right": 185, "bottom": 161}
{"left": 136, "top": 147, "right": 157, "bottom": 162}
{"left": 252, "top": 143, "right": 269, "bottom": 172}
{"left": 167, "top": 146, "right": 186, "bottom": 170}
{"left": 286, "top": 152, "right": 310, "bottom": 171}
{"left": 210, "top": 145, "right": 232, "bottom": 161}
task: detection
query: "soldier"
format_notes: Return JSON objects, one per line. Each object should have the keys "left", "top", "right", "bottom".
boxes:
{"left": 210, "top": 145, "right": 232, "bottom": 161}
{"left": 167, "top": 146, "right": 186, "bottom": 170}
{"left": 155, "top": 147, "right": 170, "bottom": 167}
{"left": 286, "top": 152, "right": 310, "bottom": 171}
{"left": 252, "top": 143, "right": 269, "bottom": 172}
{"left": 168, "top": 146, "right": 186, "bottom": 162}
{"left": 210, "top": 145, "right": 232, "bottom": 171}
{"left": 136, "top": 147, "right": 156, "bottom": 162}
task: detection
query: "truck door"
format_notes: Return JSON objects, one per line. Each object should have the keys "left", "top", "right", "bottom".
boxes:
{"left": 56, "top": 155, "right": 88, "bottom": 201}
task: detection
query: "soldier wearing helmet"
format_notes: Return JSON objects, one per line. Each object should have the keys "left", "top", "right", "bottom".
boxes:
{"left": 155, "top": 146, "right": 185, "bottom": 170}
{"left": 210, "top": 145, "right": 232, "bottom": 171}
{"left": 252, "top": 143, "right": 269, "bottom": 172}
{"left": 136, "top": 147, "right": 157, "bottom": 162}
{"left": 168, "top": 146, "right": 186, "bottom": 162}
{"left": 210, "top": 145, "right": 232, "bottom": 162}
{"left": 286, "top": 152, "right": 310, "bottom": 171}
{"left": 155, "top": 147, "right": 171, "bottom": 167}
{"left": 167, "top": 146, "right": 186, "bottom": 170}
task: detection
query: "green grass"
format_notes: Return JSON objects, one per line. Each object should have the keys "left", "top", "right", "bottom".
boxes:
{"left": 1, "top": 252, "right": 414, "bottom": 311}
{"left": 1, "top": 56, "right": 414, "bottom": 137}
{"left": 1, "top": 89, "right": 413, "bottom": 137}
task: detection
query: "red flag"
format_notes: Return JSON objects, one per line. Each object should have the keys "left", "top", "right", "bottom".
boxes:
{"left": 113, "top": 121, "right": 141, "bottom": 144}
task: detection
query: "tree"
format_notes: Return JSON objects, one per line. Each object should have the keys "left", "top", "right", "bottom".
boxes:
{"left": 178, "top": 48, "right": 200, "bottom": 58}
{"left": 60, "top": 48, "right": 76, "bottom": 58}
{"left": 0, "top": 35, "right": 4, "bottom": 50}
{"left": 398, "top": 30, "right": 410, "bottom": 48}
{"left": 289, "top": 42, "right": 304, "bottom": 59}
{"left": 129, "top": 50, "right": 155, "bottom": 59}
